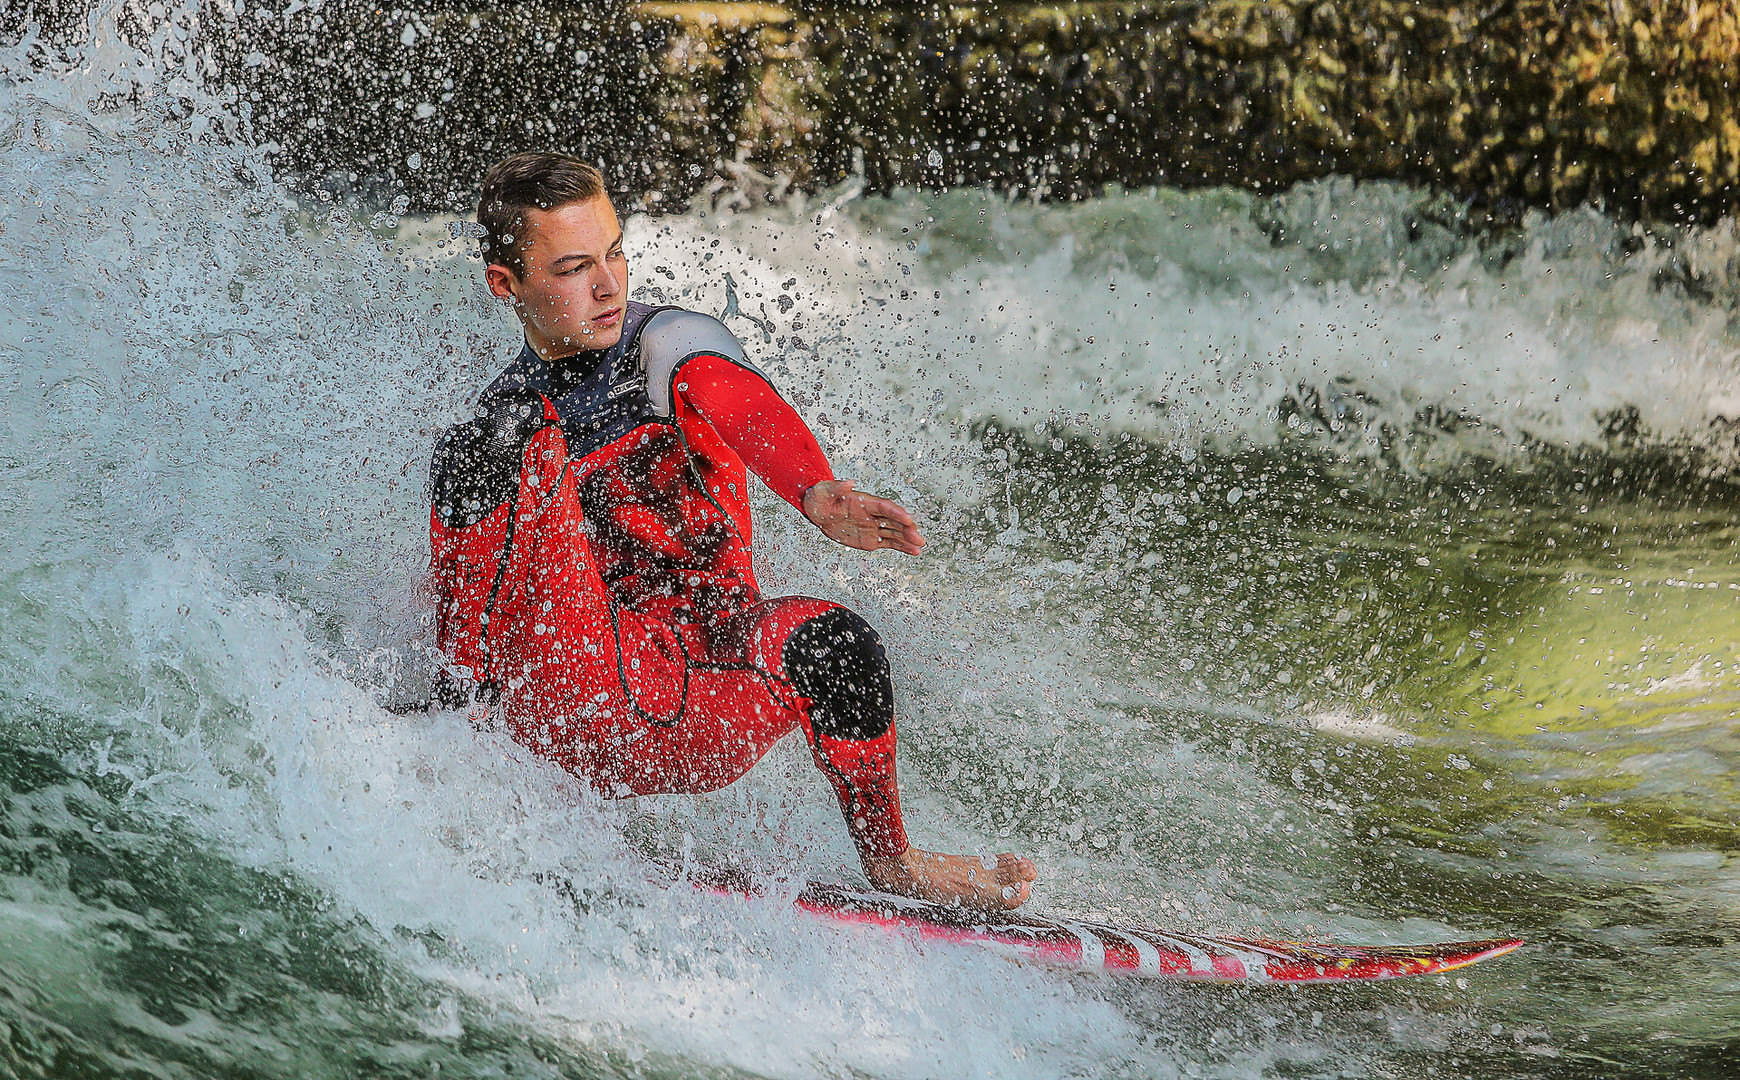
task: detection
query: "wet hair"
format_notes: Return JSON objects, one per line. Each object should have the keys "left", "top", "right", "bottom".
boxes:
{"left": 477, "top": 152, "right": 607, "bottom": 277}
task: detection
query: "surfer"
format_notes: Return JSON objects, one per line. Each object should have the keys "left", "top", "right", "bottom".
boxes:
{"left": 428, "top": 152, "right": 1037, "bottom": 910}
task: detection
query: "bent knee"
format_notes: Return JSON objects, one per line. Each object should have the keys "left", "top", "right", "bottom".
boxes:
{"left": 781, "top": 607, "right": 894, "bottom": 741}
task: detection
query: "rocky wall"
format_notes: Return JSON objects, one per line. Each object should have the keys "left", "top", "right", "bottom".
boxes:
{"left": 9, "top": 1, "right": 1737, "bottom": 222}
{"left": 639, "top": 0, "right": 1740, "bottom": 223}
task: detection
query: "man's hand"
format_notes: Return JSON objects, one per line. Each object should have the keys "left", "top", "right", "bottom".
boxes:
{"left": 802, "top": 479, "right": 926, "bottom": 555}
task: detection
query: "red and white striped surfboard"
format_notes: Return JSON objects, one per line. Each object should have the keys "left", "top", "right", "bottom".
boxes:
{"left": 699, "top": 873, "right": 1522, "bottom": 982}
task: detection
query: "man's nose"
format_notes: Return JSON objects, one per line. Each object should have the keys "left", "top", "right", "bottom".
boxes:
{"left": 592, "top": 262, "right": 621, "bottom": 298}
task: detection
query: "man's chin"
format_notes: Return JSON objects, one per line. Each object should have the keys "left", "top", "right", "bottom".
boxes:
{"left": 556, "top": 325, "right": 624, "bottom": 352}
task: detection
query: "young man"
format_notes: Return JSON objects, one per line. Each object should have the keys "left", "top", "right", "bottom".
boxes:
{"left": 429, "top": 152, "right": 1036, "bottom": 910}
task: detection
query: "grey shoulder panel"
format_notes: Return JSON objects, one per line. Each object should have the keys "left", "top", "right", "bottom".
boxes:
{"left": 637, "top": 309, "right": 766, "bottom": 416}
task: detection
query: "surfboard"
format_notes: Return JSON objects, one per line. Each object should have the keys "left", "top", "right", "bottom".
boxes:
{"left": 692, "top": 871, "right": 1522, "bottom": 983}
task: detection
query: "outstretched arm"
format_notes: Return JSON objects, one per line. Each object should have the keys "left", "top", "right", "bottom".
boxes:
{"left": 678, "top": 354, "right": 926, "bottom": 555}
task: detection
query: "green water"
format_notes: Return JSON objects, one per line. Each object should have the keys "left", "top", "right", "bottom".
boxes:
{"left": 881, "top": 433, "right": 1740, "bottom": 1074}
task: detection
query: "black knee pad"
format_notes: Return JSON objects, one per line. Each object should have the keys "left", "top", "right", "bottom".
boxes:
{"left": 781, "top": 607, "right": 894, "bottom": 742}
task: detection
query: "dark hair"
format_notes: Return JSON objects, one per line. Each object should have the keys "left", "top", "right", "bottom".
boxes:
{"left": 477, "top": 152, "right": 607, "bottom": 276}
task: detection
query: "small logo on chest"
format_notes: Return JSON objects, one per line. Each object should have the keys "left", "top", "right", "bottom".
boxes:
{"left": 607, "top": 372, "right": 647, "bottom": 400}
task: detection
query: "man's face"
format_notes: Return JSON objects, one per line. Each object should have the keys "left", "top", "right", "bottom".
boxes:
{"left": 486, "top": 194, "right": 628, "bottom": 355}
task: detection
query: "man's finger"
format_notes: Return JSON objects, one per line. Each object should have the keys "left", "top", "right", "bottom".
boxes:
{"left": 847, "top": 492, "right": 914, "bottom": 525}
{"left": 866, "top": 510, "right": 915, "bottom": 532}
{"left": 868, "top": 497, "right": 915, "bottom": 525}
{"left": 872, "top": 520, "right": 923, "bottom": 552}
{"left": 875, "top": 518, "right": 924, "bottom": 549}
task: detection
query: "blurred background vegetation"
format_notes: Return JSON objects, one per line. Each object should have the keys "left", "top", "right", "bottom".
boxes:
{"left": 6, "top": 1, "right": 1737, "bottom": 222}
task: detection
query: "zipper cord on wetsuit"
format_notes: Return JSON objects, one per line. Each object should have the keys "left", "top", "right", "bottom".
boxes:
{"left": 599, "top": 418, "right": 757, "bottom": 729}
{"left": 672, "top": 421, "right": 740, "bottom": 549}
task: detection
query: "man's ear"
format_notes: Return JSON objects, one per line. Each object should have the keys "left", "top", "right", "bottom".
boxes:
{"left": 484, "top": 263, "right": 519, "bottom": 303}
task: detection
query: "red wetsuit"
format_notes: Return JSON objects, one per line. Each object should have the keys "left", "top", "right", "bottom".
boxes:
{"left": 428, "top": 304, "right": 908, "bottom": 858}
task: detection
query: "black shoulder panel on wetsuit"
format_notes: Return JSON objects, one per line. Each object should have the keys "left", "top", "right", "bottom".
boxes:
{"left": 430, "top": 389, "right": 550, "bottom": 529}
{"left": 782, "top": 607, "right": 895, "bottom": 742}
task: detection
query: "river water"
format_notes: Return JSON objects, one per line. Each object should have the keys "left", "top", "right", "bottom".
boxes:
{"left": 2, "top": 9, "right": 1737, "bottom": 1079}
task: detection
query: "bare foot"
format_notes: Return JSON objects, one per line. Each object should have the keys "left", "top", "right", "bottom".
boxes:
{"left": 861, "top": 847, "right": 1038, "bottom": 911}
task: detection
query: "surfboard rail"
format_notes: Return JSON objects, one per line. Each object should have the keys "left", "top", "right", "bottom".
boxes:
{"left": 691, "top": 870, "right": 1523, "bottom": 983}
{"left": 794, "top": 881, "right": 1522, "bottom": 982}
